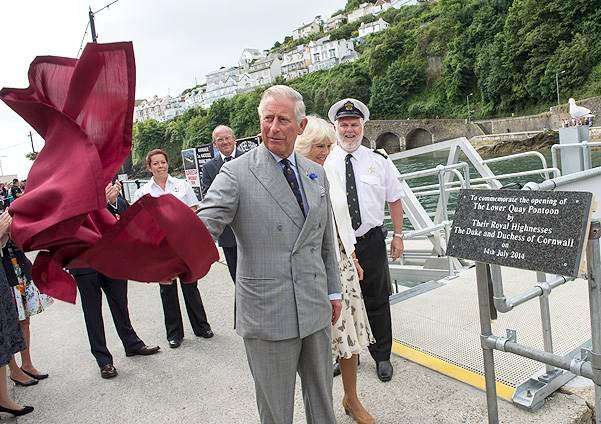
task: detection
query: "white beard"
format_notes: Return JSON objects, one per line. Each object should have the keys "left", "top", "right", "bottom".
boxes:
{"left": 337, "top": 132, "right": 363, "bottom": 153}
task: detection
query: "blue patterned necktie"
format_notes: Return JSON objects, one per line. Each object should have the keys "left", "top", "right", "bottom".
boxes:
{"left": 224, "top": 156, "right": 233, "bottom": 162}
{"left": 280, "top": 158, "right": 305, "bottom": 217}
{"left": 346, "top": 154, "right": 362, "bottom": 230}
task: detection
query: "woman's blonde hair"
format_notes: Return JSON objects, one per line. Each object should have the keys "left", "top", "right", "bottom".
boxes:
{"left": 295, "top": 115, "right": 336, "bottom": 157}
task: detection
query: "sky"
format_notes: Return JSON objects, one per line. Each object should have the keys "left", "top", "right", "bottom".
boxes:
{"left": 0, "top": 0, "right": 346, "bottom": 178}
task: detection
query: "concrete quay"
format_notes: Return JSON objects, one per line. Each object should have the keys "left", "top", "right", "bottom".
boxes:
{"left": 7, "top": 256, "right": 595, "bottom": 423}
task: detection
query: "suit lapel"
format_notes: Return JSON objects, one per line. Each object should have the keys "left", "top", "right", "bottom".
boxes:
{"left": 297, "top": 157, "right": 321, "bottom": 220}
{"left": 214, "top": 155, "right": 224, "bottom": 173}
{"left": 249, "top": 145, "right": 304, "bottom": 229}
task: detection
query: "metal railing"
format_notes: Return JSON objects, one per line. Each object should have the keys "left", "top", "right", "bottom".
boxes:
{"left": 482, "top": 151, "right": 552, "bottom": 180}
{"left": 396, "top": 163, "right": 473, "bottom": 276}
{"left": 551, "top": 141, "right": 601, "bottom": 171}
{"left": 411, "top": 169, "right": 560, "bottom": 198}
{"left": 475, "top": 168, "right": 601, "bottom": 420}
{"left": 478, "top": 222, "right": 601, "bottom": 421}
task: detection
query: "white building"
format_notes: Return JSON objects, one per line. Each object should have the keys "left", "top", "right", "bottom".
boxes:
{"left": 134, "top": 95, "right": 170, "bottom": 122}
{"left": 358, "top": 18, "right": 389, "bottom": 37}
{"left": 238, "top": 48, "right": 267, "bottom": 68}
{"left": 373, "top": 0, "right": 393, "bottom": 14}
{"left": 348, "top": 3, "right": 374, "bottom": 23}
{"left": 183, "top": 85, "right": 207, "bottom": 110}
{"left": 391, "top": 0, "right": 420, "bottom": 8}
{"left": 292, "top": 16, "right": 323, "bottom": 40}
{"left": 324, "top": 13, "right": 346, "bottom": 32}
{"left": 281, "top": 46, "right": 311, "bottom": 80}
{"left": 163, "top": 96, "right": 186, "bottom": 121}
{"left": 245, "top": 53, "right": 283, "bottom": 89}
{"left": 203, "top": 66, "right": 241, "bottom": 107}
{"left": 308, "top": 37, "right": 357, "bottom": 72}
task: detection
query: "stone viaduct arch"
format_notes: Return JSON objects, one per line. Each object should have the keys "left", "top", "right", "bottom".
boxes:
{"left": 405, "top": 128, "right": 433, "bottom": 150}
{"left": 375, "top": 132, "right": 402, "bottom": 153}
{"left": 363, "top": 119, "right": 480, "bottom": 153}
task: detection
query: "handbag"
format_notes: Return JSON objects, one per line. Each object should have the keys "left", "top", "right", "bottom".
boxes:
{"left": 7, "top": 243, "right": 53, "bottom": 320}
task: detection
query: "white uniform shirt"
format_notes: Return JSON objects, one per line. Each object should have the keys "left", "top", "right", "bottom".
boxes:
{"left": 325, "top": 145, "right": 404, "bottom": 237}
{"left": 132, "top": 174, "right": 199, "bottom": 207}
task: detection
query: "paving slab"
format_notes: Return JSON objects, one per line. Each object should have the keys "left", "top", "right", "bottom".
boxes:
{"left": 6, "top": 257, "right": 594, "bottom": 423}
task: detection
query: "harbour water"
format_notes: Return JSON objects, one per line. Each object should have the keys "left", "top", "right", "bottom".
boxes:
{"left": 392, "top": 148, "right": 601, "bottom": 224}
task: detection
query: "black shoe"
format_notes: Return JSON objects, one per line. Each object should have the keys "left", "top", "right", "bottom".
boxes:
{"left": 168, "top": 338, "right": 182, "bottom": 348}
{"left": 0, "top": 404, "right": 34, "bottom": 416}
{"left": 376, "top": 360, "right": 393, "bottom": 382}
{"left": 21, "top": 368, "right": 49, "bottom": 380}
{"left": 10, "top": 377, "right": 38, "bottom": 387}
{"left": 125, "top": 345, "right": 161, "bottom": 357}
{"left": 196, "top": 329, "right": 214, "bottom": 339}
{"left": 100, "top": 364, "right": 118, "bottom": 379}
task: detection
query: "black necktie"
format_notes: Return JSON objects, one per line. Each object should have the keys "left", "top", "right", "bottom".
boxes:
{"left": 224, "top": 156, "right": 233, "bottom": 162}
{"left": 345, "top": 154, "right": 362, "bottom": 230}
{"left": 280, "top": 159, "right": 305, "bottom": 217}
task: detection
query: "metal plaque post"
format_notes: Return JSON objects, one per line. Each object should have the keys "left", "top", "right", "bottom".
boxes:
{"left": 475, "top": 262, "right": 499, "bottom": 424}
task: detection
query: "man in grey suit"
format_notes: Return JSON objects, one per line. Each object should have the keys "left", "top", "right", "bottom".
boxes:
{"left": 198, "top": 85, "right": 342, "bottom": 424}
{"left": 201, "top": 125, "right": 242, "bottom": 283}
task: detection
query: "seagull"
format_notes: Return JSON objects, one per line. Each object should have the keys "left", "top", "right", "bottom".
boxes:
{"left": 569, "top": 98, "right": 594, "bottom": 118}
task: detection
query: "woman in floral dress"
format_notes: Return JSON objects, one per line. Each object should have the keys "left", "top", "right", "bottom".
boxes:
{"left": 296, "top": 116, "right": 375, "bottom": 424}
{"left": 0, "top": 210, "right": 34, "bottom": 416}
{"left": 2, "top": 238, "right": 52, "bottom": 386}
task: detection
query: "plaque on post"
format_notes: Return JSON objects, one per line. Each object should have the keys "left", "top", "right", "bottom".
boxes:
{"left": 447, "top": 189, "right": 593, "bottom": 277}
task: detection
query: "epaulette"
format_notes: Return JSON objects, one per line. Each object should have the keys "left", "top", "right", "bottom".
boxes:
{"left": 373, "top": 148, "right": 388, "bottom": 159}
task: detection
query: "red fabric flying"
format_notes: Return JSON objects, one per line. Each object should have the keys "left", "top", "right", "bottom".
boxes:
{"left": 0, "top": 42, "right": 218, "bottom": 303}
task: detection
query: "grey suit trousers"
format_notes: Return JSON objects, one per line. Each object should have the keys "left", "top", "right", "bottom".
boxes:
{"left": 243, "top": 327, "right": 335, "bottom": 424}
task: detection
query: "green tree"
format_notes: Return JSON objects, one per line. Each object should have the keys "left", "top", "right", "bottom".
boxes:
{"left": 25, "top": 152, "right": 38, "bottom": 161}
{"left": 132, "top": 119, "right": 167, "bottom": 164}
{"left": 229, "top": 91, "right": 262, "bottom": 137}
{"left": 369, "top": 57, "right": 427, "bottom": 119}
{"left": 344, "top": 0, "right": 360, "bottom": 12}
{"left": 183, "top": 113, "right": 209, "bottom": 149}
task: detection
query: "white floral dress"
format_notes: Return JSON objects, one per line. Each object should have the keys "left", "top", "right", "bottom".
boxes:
{"left": 331, "top": 239, "right": 374, "bottom": 359}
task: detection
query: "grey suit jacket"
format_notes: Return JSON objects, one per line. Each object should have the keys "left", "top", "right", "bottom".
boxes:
{"left": 198, "top": 143, "right": 340, "bottom": 341}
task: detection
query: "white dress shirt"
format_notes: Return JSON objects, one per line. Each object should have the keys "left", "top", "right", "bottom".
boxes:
{"left": 325, "top": 145, "right": 404, "bottom": 237}
{"left": 132, "top": 174, "right": 199, "bottom": 207}
{"left": 219, "top": 150, "right": 237, "bottom": 161}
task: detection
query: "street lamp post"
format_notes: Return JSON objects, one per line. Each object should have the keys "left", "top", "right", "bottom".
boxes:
{"left": 555, "top": 70, "right": 566, "bottom": 106}
{"left": 467, "top": 93, "right": 473, "bottom": 122}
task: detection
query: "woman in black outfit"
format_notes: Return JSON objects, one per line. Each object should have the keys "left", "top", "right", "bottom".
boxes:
{"left": 0, "top": 210, "right": 34, "bottom": 417}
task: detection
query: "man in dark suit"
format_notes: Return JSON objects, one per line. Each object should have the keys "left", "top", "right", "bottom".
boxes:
{"left": 70, "top": 181, "right": 160, "bottom": 379}
{"left": 201, "top": 125, "right": 241, "bottom": 283}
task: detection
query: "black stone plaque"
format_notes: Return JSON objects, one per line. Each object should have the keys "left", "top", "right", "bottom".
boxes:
{"left": 447, "top": 189, "right": 593, "bottom": 277}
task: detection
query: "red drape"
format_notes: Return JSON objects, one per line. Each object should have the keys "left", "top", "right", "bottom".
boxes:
{"left": 0, "top": 42, "right": 218, "bottom": 303}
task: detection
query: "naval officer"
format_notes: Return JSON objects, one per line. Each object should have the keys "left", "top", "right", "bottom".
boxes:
{"left": 324, "top": 98, "right": 405, "bottom": 382}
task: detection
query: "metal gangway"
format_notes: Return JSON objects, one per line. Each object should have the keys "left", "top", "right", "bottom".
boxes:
{"left": 386, "top": 136, "right": 601, "bottom": 411}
